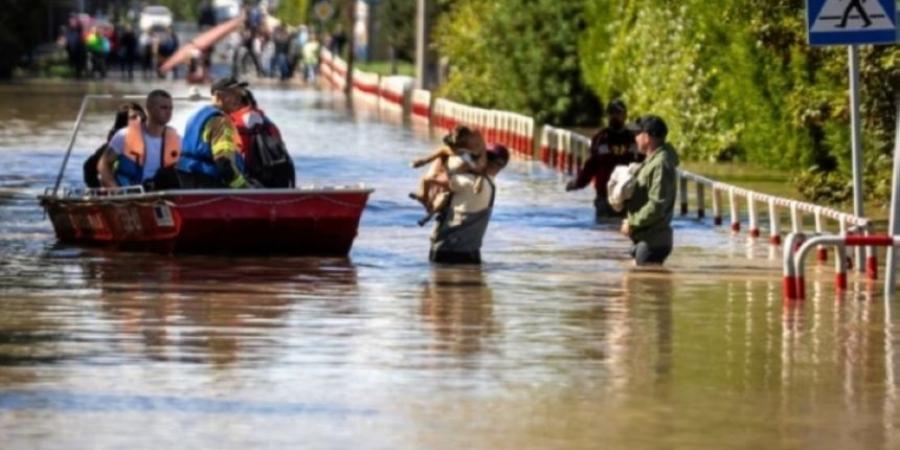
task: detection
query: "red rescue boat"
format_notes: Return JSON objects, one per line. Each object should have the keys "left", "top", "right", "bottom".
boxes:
{"left": 40, "top": 186, "right": 372, "bottom": 255}
{"left": 41, "top": 94, "right": 372, "bottom": 255}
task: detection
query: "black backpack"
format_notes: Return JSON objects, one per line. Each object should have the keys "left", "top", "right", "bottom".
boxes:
{"left": 249, "top": 124, "right": 296, "bottom": 188}
{"left": 83, "top": 144, "right": 107, "bottom": 188}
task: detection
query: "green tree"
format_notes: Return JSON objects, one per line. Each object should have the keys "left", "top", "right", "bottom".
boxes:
{"left": 579, "top": 0, "right": 898, "bottom": 207}
{"left": 434, "top": 0, "right": 601, "bottom": 126}
{"left": 0, "top": 0, "right": 64, "bottom": 78}
{"left": 376, "top": 0, "right": 415, "bottom": 69}
{"left": 277, "top": 0, "right": 311, "bottom": 26}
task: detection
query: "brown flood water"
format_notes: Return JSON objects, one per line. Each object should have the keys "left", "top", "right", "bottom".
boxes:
{"left": 0, "top": 81, "right": 898, "bottom": 449}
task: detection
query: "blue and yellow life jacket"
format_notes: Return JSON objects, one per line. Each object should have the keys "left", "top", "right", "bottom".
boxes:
{"left": 177, "top": 105, "right": 224, "bottom": 180}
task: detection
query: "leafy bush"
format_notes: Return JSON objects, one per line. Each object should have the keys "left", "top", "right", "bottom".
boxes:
{"left": 433, "top": 0, "right": 601, "bottom": 126}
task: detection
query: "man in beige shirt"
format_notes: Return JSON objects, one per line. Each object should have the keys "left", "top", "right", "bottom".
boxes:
{"left": 430, "top": 145, "right": 510, "bottom": 264}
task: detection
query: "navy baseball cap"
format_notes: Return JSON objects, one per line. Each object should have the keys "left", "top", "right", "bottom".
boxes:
{"left": 210, "top": 76, "right": 248, "bottom": 94}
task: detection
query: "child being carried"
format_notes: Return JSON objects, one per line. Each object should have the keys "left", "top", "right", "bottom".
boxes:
{"left": 409, "top": 126, "right": 488, "bottom": 226}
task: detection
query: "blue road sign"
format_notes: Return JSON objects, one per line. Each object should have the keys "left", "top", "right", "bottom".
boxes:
{"left": 807, "top": 0, "right": 897, "bottom": 46}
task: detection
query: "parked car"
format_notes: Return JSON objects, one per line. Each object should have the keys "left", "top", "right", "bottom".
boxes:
{"left": 139, "top": 5, "right": 173, "bottom": 32}
{"left": 213, "top": 0, "right": 241, "bottom": 24}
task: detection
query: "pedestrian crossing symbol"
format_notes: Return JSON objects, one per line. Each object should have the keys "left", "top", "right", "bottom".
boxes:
{"left": 807, "top": 0, "right": 897, "bottom": 45}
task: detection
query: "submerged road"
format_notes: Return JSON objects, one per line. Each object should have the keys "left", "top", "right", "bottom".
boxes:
{"left": 0, "top": 81, "right": 896, "bottom": 449}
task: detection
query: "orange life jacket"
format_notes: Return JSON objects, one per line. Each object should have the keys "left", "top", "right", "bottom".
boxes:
{"left": 122, "top": 121, "right": 182, "bottom": 167}
{"left": 116, "top": 122, "right": 182, "bottom": 186}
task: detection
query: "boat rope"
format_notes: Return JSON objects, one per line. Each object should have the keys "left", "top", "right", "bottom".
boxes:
{"left": 171, "top": 194, "right": 365, "bottom": 209}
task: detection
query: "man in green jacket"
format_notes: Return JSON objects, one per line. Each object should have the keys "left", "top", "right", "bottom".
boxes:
{"left": 621, "top": 115, "right": 679, "bottom": 265}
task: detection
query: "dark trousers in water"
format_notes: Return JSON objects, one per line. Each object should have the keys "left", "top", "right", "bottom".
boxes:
{"left": 631, "top": 241, "right": 672, "bottom": 266}
{"left": 174, "top": 171, "right": 226, "bottom": 189}
{"left": 142, "top": 168, "right": 225, "bottom": 191}
{"left": 429, "top": 249, "right": 482, "bottom": 265}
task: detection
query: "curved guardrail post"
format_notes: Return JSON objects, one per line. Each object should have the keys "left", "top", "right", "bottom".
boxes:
{"left": 793, "top": 235, "right": 837, "bottom": 301}
{"left": 792, "top": 234, "right": 897, "bottom": 300}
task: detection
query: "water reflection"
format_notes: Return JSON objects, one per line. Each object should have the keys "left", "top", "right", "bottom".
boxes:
{"left": 79, "top": 254, "right": 357, "bottom": 367}
{"left": 419, "top": 266, "right": 496, "bottom": 356}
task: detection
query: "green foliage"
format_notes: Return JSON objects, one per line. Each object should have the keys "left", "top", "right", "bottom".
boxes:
{"left": 433, "top": 0, "right": 601, "bottom": 126}
{"left": 277, "top": 0, "right": 311, "bottom": 26}
{"left": 377, "top": 0, "right": 415, "bottom": 61}
{"left": 579, "top": 0, "right": 899, "bottom": 207}
{"left": 0, "top": 0, "right": 62, "bottom": 78}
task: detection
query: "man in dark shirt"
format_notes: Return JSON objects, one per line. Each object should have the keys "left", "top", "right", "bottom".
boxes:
{"left": 566, "top": 99, "right": 642, "bottom": 222}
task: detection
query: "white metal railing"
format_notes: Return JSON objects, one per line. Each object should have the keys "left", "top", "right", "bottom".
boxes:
{"left": 316, "top": 62, "right": 892, "bottom": 293}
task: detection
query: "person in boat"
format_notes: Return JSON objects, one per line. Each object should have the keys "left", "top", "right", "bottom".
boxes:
{"left": 228, "top": 89, "right": 295, "bottom": 188}
{"left": 621, "top": 115, "right": 679, "bottom": 266}
{"left": 175, "top": 76, "right": 252, "bottom": 189}
{"left": 565, "top": 99, "right": 642, "bottom": 222}
{"left": 430, "top": 144, "right": 510, "bottom": 265}
{"left": 97, "top": 90, "right": 181, "bottom": 189}
{"left": 83, "top": 102, "right": 145, "bottom": 188}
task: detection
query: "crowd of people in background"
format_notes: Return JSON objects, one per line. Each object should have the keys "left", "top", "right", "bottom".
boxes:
{"left": 59, "top": 13, "right": 180, "bottom": 81}
{"left": 57, "top": 2, "right": 334, "bottom": 84}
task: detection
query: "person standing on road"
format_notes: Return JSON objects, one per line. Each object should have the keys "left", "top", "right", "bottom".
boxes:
{"left": 621, "top": 115, "right": 679, "bottom": 266}
{"left": 566, "top": 99, "right": 641, "bottom": 222}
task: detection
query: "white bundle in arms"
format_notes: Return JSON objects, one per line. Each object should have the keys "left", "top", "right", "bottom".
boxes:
{"left": 607, "top": 163, "right": 642, "bottom": 212}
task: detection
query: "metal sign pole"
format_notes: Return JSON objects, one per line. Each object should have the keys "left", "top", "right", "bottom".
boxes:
{"left": 886, "top": 99, "right": 900, "bottom": 299}
{"left": 849, "top": 45, "right": 865, "bottom": 272}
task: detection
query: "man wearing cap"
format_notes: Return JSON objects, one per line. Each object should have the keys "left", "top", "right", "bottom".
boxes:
{"left": 566, "top": 99, "right": 641, "bottom": 221}
{"left": 176, "top": 76, "right": 250, "bottom": 188}
{"left": 430, "top": 144, "right": 510, "bottom": 264}
{"left": 621, "top": 115, "right": 680, "bottom": 265}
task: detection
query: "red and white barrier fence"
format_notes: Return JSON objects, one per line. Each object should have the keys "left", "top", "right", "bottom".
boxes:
{"left": 351, "top": 69, "right": 380, "bottom": 106}
{"left": 411, "top": 89, "right": 431, "bottom": 124}
{"left": 315, "top": 61, "right": 893, "bottom": 298}
{"left": 318, "top": 49, "right": 347, "bottom": 91}
{"left": 378, "top": 76, "right": 413, "bottom": 117}
{"left": 783, "top": 233, "right": 899, "bottom": 300}
{"left": 539, "top": 125, "right": 591, "bottom": 175}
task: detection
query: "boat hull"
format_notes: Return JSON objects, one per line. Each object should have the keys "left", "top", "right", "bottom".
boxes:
{"left": 39, "top": 188, "right": 372, "bottom": 255}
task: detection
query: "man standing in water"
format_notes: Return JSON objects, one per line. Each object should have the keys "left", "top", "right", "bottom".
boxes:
{"left": 430, "top": 144, "right": 510, "bottom": 264}
{"left": 621, "top": 115, "right": 679, "bottom": 266}
{"left": 566, "top": 99, "right": 641, "bottom": 222}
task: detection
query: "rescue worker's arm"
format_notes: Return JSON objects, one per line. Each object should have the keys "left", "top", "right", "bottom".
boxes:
{"left": 628, "top": 163, "right": 675, "bottom": 232}
{"left": 204, "top": 116, "right": 249, "bottom": 188}
{"left": 97, "top": 147, "right": 119, "bottom": 188}
{"left": 567, "top": 153, "right": 604, "bottom": 191}
{"left": 567, "top": 132, "right": 608, "bottom": 191}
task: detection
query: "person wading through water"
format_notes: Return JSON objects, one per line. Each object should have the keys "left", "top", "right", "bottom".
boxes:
{"left": 429, "top": 144, "right": 510, "bottom": 265}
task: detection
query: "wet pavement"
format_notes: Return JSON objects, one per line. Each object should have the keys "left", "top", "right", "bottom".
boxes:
{"left": 0, "top": 81, "right": 897, "bottom": 449}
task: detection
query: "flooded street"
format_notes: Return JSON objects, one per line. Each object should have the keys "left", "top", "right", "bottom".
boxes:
{"left": 0, "top": 81, "right": 898, "bottom": 449}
